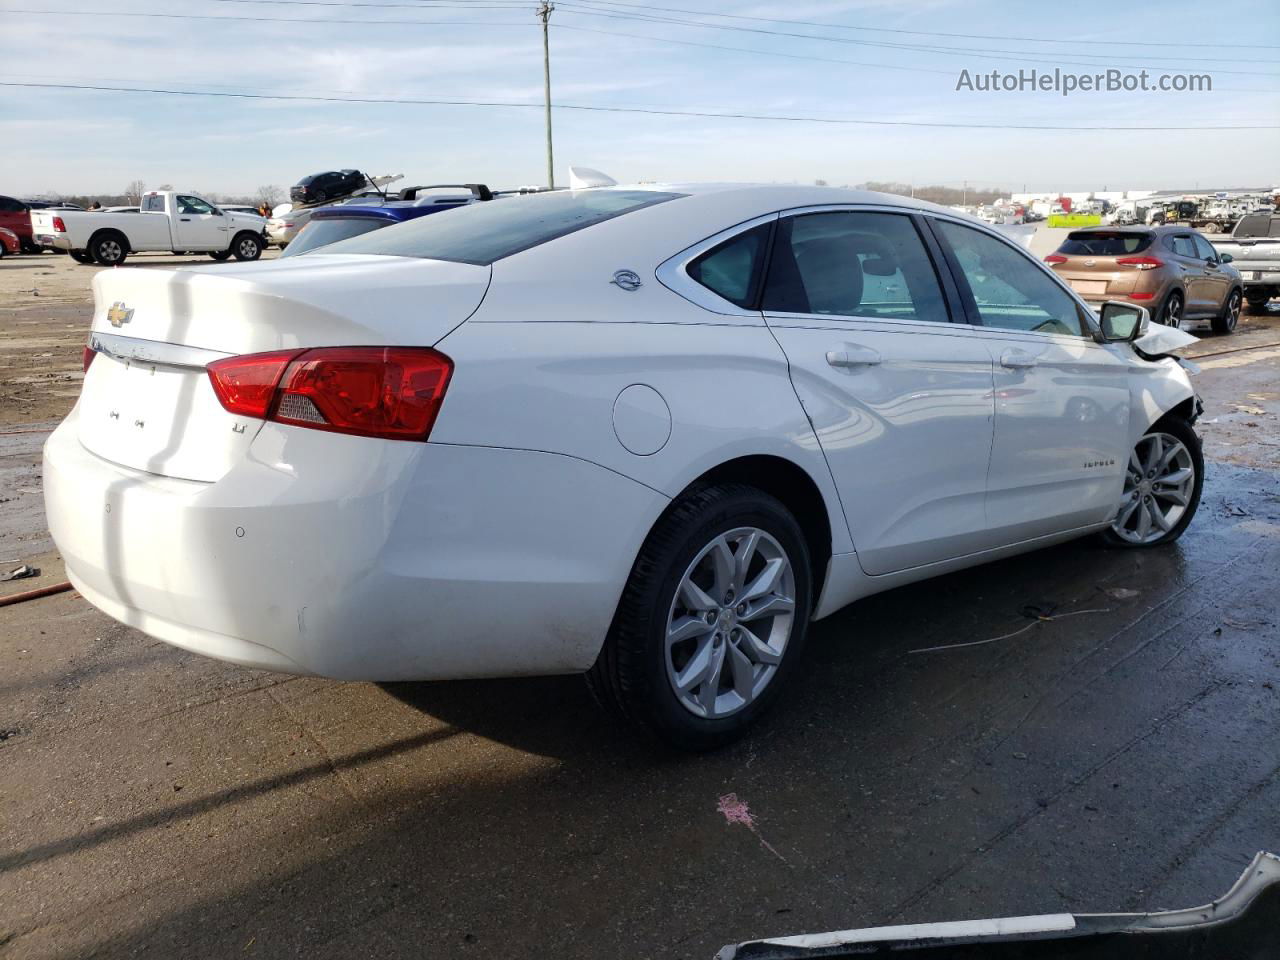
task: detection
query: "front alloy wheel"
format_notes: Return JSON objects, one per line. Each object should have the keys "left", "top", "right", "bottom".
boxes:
{"left": 1107, "top": 425, "right": 1201, "bottom": 547}
{"left": 665, "top": 527, "right": 796, "bottom": 720}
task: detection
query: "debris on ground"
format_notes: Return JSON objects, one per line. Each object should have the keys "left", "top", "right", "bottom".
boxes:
{"left": 0, "top": 564, "right": 39, "bottom": 582}
{"left": 717, "top": 793, "right": 787, "bottom": 863}
{"left": 909, "top": 606, "right": 1111, "bottom": 654}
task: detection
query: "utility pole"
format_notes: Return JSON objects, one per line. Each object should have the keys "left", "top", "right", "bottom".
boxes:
{"left": 962, "top": 180, "right": 967, "bottom": 206}
{"left": 538, "top": 1, "right": 555, "bottom": 190}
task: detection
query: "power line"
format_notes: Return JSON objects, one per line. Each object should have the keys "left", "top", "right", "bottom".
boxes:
{"left": 552, "top": 23, "right": 952, "bottom": 75}
{"left": 13, "top": 6, "right": 1280, "bottom": 76}
{"left": 555, "top": 0, "right": 1279, "bottom": 50}
{"left": 550, "top": 3, "right": 1280, "bottom": 73}
{"left": 6, "top": 80, "right": 1278, "bottom": 129}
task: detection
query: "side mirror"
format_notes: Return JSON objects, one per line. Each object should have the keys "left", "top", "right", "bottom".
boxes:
{"left": 1099, "top": 300, "right": 1149, "bottom": 342}
{"left": 1220, "top": 252, "right": 1234, "bottom": 263}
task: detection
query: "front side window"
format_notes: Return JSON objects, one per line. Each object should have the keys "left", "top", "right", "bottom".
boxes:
{"left": 761, "top": 211, "right": 949, "bottom": 322}
{"left": 178, "top": 196, "right": 216, "bottom": 216}
{"left": 320, "top": 189, "right": 684, "bottom": 265}
{"left": 686, "top": 223, "right": 771, "bottom": 308}
{"left": 934, "top": 219, "right": 1084, "bottom": 336}
{"left": 1192, "top": 235, "right": 1218, "bottom": 261}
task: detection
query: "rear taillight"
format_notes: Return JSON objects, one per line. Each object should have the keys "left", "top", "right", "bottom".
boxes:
{"left": 82, "top": 345, "right": 96, "bottom": 373}
{"left": 1116, "top": 256, "right": 1164, "bottom": 270}
{"left": 207, "top": 347, "right": 453, "bottom": 441}
{"left": 1043, "top": 254, "right": 1068, "bottom": 264}
{"left": 52, "top": 216, "right": 67, "bottom": 233}
{"left": 207, "top": 349, "right": 301, "bottom": 418}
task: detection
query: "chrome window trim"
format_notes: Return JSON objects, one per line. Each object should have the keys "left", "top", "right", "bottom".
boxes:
{"left": 89, "top": 331, "right": 232, "bottom": 370}
{"left": 655, "top": 212, "right": 779, "bottom": 316}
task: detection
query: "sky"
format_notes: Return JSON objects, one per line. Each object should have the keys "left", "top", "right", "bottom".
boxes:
{"left": 2, "top": 0, "right": 1278, "bottom": 198}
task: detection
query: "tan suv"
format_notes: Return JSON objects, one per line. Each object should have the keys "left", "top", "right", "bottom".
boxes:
{"left": 1045, "top": 226, "right": 1243, "bottom": 334}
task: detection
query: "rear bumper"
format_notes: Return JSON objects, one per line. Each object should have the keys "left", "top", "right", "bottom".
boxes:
{"left": 37, "top": 234, "right": 72, "bottom": 251}
{"left": 44, "top": 409, "right": 667, "bottom": 680}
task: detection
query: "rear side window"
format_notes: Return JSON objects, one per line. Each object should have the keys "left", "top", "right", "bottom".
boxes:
{"left": 686, "top": 223, "right": 771, "bottom": 308}
{"left": 1168, "top": 235, "right": 1198, "bottom": 258}
{"left": 142, "top": 195, "right": 166, "bottom": 212}
{"left": 762, "top": 211, "right": 949, "bottom": 322}
{"left": 1058, "top": 231, "right": 1152, "bottom": 256}
{"left": 1234, "top": 214, "right": 1280, "bottom": 238}
{"left": 0, "top": 196, "right": 25, "bottom": 213}
{"left": 319, "top": 189, "right": 684, "bottom": 265}
{"left": 283, "top": 217, "right": 387, "bottom": 257}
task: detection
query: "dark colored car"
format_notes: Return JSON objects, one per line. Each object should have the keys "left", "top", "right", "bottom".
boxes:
{"left": 289, "top": 169, "right": 367, "bottom": 206}
{"left": 1045, "top": 225, "right": 1244, "bottom": 335}
{"left": 0, "top": 195, "right": 35, "bottom": 252}
{"left": 280, "top": 185, "right": 491, "bottom": 258}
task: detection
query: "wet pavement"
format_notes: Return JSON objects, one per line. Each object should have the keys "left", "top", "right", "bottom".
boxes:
{"left": 1, "top": 311, "right": 1278, "bottom": 959}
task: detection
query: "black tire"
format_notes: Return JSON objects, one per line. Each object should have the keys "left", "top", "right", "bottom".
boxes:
{"left": 1158, "top": 289, "right": 1184, "bottom": 328}
{"left": 20, "top": 239, "right": 41, "bottom": 255}
{"left": 1212, "top": 288, "right": 1242, "bottom": 335}
{"left": 69, "top": 250, "right": 95, "bottom": 265}
{"left": 313, "top": 189, "right": 326, "bottom": 203}
{"left": 586, "top": 483, "right": 813, "bottom": 751}
{"left": 89, "top": 232, "right": 128, "bottom": 266}
{"left": 1246, "top": 291, "right": 1272, "bottom": 313}
{"left": 1100, "top": 415, "right": 1203, "bottom": 549}
{"left": 231, "top": 232, "right": 262, "bottom": 262}
{"left": 209, "top": 250, "right": 232, "bottom": 261}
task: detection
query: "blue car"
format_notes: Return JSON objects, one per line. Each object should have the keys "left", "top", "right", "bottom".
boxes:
{"left": 280, "top": 184, "right": 493, "bottom": 258}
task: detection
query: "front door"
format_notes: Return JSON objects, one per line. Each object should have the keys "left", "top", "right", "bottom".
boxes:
{"left": 1193, "top": 233, "right": 1231, "bottom": 315}
{"left": 172, "top": 195, "right": 230, "bottom": 251}
{"left": 761, "top": 209, "right": 997, "bottom": 575}
{"left": 930, "top": 218, "right": 1132, "bottom": 542}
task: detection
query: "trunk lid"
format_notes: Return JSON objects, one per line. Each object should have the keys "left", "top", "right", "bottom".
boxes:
{"left": 78, "top": 255, "right": 491, "bottom": 482}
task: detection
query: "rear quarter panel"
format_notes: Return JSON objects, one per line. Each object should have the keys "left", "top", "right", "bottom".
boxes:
{"left": 431, "top": 281, "right": 854, "bottom": 557}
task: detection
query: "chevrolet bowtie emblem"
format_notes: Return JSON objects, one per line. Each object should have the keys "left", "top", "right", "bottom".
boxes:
{"left": 107, "top": 302, "right": 134, "bottom": 327}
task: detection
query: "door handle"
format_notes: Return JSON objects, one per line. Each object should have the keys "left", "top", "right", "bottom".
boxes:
{"left": 179, "top": 217, "right": 191, "bottom": 221}
{"left": 826, "top": 346, "right": 882, "bottom": 368}
{"left": 1000, "top": 350, "right": 1038, "bottom": 369}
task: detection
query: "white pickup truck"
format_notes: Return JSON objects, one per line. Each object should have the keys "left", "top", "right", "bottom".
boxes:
{"left": 31, "top": 191, "right": 267, "bottom": 266}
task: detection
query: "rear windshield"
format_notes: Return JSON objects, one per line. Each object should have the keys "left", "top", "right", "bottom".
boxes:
{"left": 1235, "top": 214, "right": 1280, "bottom": 238}
{"left": 1058, "top": 232, "right": 1153, "bottom": 256}
{"left": 318, "top": 189, "right": 685, "bottom": 265}
{"left": 282, "top": 217, "right": 387, "bottom": 258}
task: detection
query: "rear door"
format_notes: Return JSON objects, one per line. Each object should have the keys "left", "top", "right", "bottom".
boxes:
{"left": 1167, "top": 233, "right": 1211, "bottom": 315}
{"left": 930, "top": 217, "right": 1132, "bottom": 541}
{"left": 171, "top": 195, "right": 230, "bottom": 251}
{"left": 761, "top": 207, "right": 997, "bottom": 575}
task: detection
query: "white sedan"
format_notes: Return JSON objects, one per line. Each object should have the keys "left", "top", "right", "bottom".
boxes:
{"left": 44, "top": 184, "right": 1203, "bottom": 749}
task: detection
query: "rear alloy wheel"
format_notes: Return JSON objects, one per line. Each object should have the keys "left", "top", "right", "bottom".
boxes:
{"left": 587, "top": 483, "right": 812, "bottom": 750}
{"left": 1160, "top": 290, "right": 1184, "bottom": 328}
{"left": 1102, "top": 418, "right": 1203, "bottom": 548}
{"left": 232, "top": 232, "right": 262, "bottom": 261}
{"left": 1212, "top": 288, "right": 1242, "bottom": 335}
{"left": 91, "top": 234, "right": 127, "bottom": 266}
